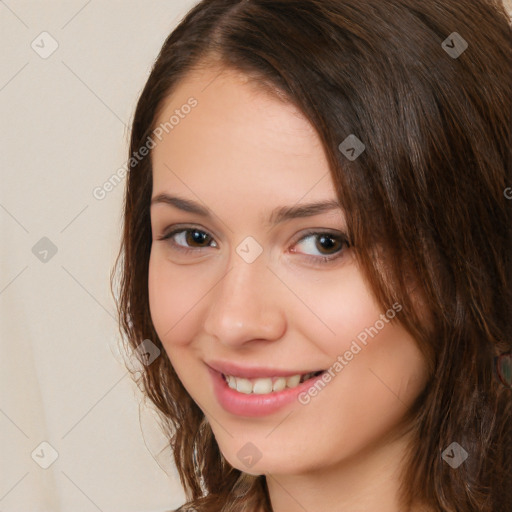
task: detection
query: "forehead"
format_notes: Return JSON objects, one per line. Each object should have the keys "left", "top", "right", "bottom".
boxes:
{"left": 151, "top": 66, "right": 336, "bottom": 211}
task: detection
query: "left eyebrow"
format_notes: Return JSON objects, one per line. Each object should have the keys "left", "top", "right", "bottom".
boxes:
{"left": 266, "top": 200, "right": 343, "bottom": 227}
{"left": 150, "top": 193, "right": 342, "bottom": 226}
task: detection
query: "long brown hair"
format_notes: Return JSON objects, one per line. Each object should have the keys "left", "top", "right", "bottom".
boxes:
{"left": 112, "top": 1, "right": 512, "bottom": 510}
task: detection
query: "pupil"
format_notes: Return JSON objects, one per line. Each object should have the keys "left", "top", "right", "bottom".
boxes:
{"left": 188, "top": 230, "right": 209, "bottom": 246}
{"left": 318, "top": 234, "right": 339, "bottom": 254}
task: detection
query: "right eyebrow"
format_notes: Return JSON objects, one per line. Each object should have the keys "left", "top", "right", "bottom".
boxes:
{"left": 150, "top": 194, "right": 210, "bottom": 216}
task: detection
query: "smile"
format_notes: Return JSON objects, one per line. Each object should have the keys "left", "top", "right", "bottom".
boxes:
{"left": 209, "top": 366, "right": 328, "bottom": 417}
{"left": 222, "top": 371, "right": 324, "bottom": 394}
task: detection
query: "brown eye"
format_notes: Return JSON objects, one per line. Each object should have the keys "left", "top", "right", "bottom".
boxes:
{"left": 315, "top": 234, "right": 344, "bottom": 255}
{"left": 291, "top": 231, "right": 350, "bottom": 265}
{"left": 159, "top": 227, "right": 218, "bottom": 252}
{"left": 184, "top": 229, "right": 212, "bottom": 247}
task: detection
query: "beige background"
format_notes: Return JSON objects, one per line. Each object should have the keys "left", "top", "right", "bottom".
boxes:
{"left": 1, "top": 1, "right": 511, "bottom": 511}
{"left": 0, "top": 2, "right": 199, "bottom": 511}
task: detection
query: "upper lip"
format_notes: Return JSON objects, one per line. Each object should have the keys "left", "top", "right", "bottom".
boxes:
{"left": 206, "top": 360, "right": 324, "bottom": 379}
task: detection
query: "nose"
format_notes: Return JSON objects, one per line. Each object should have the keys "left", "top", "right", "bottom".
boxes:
{"left": 202, "top": 256, "right": 287, "bottom": 348}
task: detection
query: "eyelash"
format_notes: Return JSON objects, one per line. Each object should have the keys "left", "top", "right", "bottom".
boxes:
{"left": 157, "top": 226, "right": 351, "bottom": 266}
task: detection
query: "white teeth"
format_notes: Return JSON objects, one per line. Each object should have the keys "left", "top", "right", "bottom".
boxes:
{"left": 253, "top": 378, "right": 273, "bottom": 394}
{"left": 236, "top": 378, "right": 253, "bottom": 394}
{"left": 224, "top": 373, "right": 316, "bottom": 395}
{"left": 286, "top": 374, "right": 301, "bottom": 388}
{"left": 272, "top": 377, "right": 287, "bottom": 392}
{"left": 226, "top": 375, "right": 237, "bottom": 390}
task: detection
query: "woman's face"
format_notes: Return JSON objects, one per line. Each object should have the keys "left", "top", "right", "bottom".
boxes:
{"left": 148, "top": 65, "right": 428, "bottom": 476}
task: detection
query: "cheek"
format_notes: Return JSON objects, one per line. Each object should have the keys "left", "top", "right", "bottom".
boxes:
{"left": 288, "top": 270, "right": 427, "bottom": 441}
{"left": 290, "top": 267, "right": 384, "bottom": 359}
{"left": 148, "top": 253, "right": 171, "bottom": 338}
{"left": 148, "top": 251, "right": 203, "bottom": 349}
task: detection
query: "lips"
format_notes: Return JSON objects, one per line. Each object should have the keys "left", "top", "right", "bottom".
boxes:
{"left": 208, "top": 366, "right": 328, "bottom": 417}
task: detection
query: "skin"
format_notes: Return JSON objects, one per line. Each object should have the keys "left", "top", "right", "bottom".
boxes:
{"left": 148, "top": 65, "right": 431, "bottom": 512}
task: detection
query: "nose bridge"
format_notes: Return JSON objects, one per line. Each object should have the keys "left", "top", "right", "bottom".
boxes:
{"left": 203, "top": 254, "right": 286, "bottom": 346}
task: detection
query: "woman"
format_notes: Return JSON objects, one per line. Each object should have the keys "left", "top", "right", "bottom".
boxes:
{"left": 112, "top": 0, "right": 512, "bottom": 510}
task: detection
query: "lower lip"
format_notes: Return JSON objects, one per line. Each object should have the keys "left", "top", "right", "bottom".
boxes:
{"left": 208, "top": 367, "right": 326, "bottom": 417}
